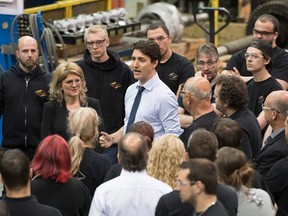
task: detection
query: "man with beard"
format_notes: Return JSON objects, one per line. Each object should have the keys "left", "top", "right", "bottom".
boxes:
{"left": 223, "top": 14, "right": 288, "bottom": 90}
{"left": 0, "top": 36, "right": 51, "bottom": 159}
{"left": 177, "top": 159, "right": 228, "bottom": 216}
{"left": 214, "top": 75, "right": 262, "bottom": 160}
{"left": 77, "top": 25, "right": 134, "bottom": 163}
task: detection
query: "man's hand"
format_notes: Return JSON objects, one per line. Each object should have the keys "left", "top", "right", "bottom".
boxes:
{"left": 99, "top": 131, "right": 114, "bottom": 148}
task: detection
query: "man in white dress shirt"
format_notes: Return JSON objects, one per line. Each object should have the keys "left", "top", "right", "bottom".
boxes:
{"left": 89, "top": 132, "right": 172, "bottom": 216}
{"left": 99, "top": 40, "right": 183, "bottom": 149}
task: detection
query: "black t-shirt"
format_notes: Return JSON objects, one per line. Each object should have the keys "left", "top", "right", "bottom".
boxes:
{"left": 224, "top": 47, "right": 288, "bottom": 82}
{"left": 179, "top": 111, "right": 218, "bottom": 147}
{"left": 194, "top": 201, "right": 228, "bottom": 216}
{"left": 3, "top": 195, "right": 63, "bottom": 216}
{"left": 155, "top": 184, "right": 237, "bottom": 216}
{"left": 247, "top": 77, "right": 282, "bottom": 116}
{"left": 229, "top": 108, "right": 262, "bottom": 160}
{"left": 157, "top": 52, "right": 195, "bottom": 94}
{"left": 31, "top": 177, "right": 91, "bottom": 216}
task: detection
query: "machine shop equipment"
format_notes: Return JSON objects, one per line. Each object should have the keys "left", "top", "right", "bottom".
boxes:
{"left": 136, "top": 2, "right": 209, "bottom": 43}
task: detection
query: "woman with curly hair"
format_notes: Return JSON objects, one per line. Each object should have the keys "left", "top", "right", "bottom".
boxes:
{"left": 216, "top": 147, "right": 275, "bottom": 216}
{"left": 147, "top": 134, "right": 186, "bottom": 189}
{"left": 41, "top": 62, "right": 104, "bottom": 141}
{"left": 31, "top": 134, "right": 91, "bottom": 216}
{"left": 68, "top": 107, "right": 111, "bottom": 196}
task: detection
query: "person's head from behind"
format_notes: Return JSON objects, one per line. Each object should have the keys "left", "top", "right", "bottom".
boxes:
{"left": 118, "top": 132, "right": 148, "bottom": 172}
{"left": 177, "top": 159, "right": 218, "bottom": 205}
{"left": 49, "top": 62, "right": 87, "bottom": 105}
{"left": 180, "top": 77, "right": 212, "bottom": 114}
{"left": 196, "top": 43, "right": 219, "bottom": 82}
{"left": 211, "top": 118, "right": 242, "bottom": 149}
{"left": 146, "top": 23, "right": 172, "bottom": 57}
{"left": 31, "top": 135, "right": 72, "bottom": 183}
{"left": 68, "top": 107, "right": 100, "bottom": 174}
{"left": 131, "top": 40, "right": 161, "bottom": 84}
{"left": 0, "top": 149, "right": 31, "bottom": 192}
{"left": 187, "top": 128, "right": 218, "bottom": 161}
{"left": 214, "top": 75, "right": 248, "bottom": 115}
{"left": 147, "top": 135, "right": 186, "bottom": 188}
{"left": 127, "top": 121, "right": 154, "bottom": 151}
{"left": 84, "top": 25, "right": 109, "bottom": 61}
{"left": 216, "top": 147, "right": 254, "bottom": 191}
{"left": 254, "top": 14, "right": 278, "bottom": 46}
{"left": 16, "top": 36, "right": 39, "bottom": 72}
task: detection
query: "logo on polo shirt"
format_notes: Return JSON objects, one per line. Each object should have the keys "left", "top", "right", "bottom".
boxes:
{"left": 168, "top": 73, "right": 178, "bottom": 80}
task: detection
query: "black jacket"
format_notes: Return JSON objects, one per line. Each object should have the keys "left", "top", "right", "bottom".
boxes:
{"left": 76, "top": 49, "right": 134, "bottom": 134}
{"left": 41, "top": 97, "right": 105, "bottom": 141}
{"left": 0, "top": 63, "right": 51, "bottom": 149}
{"left": 254, "top": 130, "right": 288, "bottom": 177}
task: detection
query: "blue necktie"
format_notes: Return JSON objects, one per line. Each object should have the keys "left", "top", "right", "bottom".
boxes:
{"left": 126, "top": 86, "right": 145, "bottom": 133}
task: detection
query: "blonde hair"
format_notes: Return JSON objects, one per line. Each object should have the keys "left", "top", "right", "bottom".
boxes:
{"left": 147, "top": 135, "right": 186, "bottom": 188}
{"left": 68, "top": 107, "right": 99, "bottom": 175}
{"left": 49, "top": 62, "right": 87, "bottom": 105}
{"left": 84, "top": 25, "right": 109, "bottom": 41}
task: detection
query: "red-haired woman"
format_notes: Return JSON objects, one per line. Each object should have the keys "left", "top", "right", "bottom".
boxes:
{"left": 31, "top": 134, "right": 91, "bottom": 216}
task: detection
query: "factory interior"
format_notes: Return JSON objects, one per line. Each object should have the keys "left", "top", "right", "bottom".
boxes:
{"left": 1, "top": 0, "right": 288, "bottom": 72}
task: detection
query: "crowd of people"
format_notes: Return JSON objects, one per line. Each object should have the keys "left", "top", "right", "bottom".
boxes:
{"left": 0, "top": 13, "right": 288, "bottom": 216}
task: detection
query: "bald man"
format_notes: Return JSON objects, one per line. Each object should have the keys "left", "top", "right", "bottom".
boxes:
{"left": 179, "top": 77, "right": 217, "bottom": 147}
{"left": 89, "top": 132, "right": 172, "bottom": 216}
{"left": 0, "top": 36, "right": 51, "bottom": 159}
{"left": 254, "top": 90, "right": 288, "bottom": 177}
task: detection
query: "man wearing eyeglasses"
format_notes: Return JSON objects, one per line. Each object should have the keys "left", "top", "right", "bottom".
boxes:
{"left": 178, "top": 43, "right": 219, "bottom": 129}
{"left": 254, "top": 90, "right": 288, "bottom": 178}
{"left": 178, "top": 77, "right": 217, "bottom": 147}
{"left": 223, "top": 14, "right": 288, "bottom": 90}
{"left": 77, "top": 25, "right": 134, "bottom": 163}
{"left": 146, "top": 23, "right": 195, "bottom": 95}
{"left": 177, "top": 159, "right": 228, "bottom": 216}
{"left": 245, "top": 39, "right": 282, "bottom": 130}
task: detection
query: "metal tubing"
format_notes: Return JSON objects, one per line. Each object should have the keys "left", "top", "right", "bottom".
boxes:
{"left": 217, "top": 35, "right": 253, "bottom": 56}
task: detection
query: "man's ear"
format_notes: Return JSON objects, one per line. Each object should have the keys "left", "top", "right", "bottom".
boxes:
{"left": 264, "top": 57, "right": 271, "bottom": 66}
{"left": 152, "top": 59, "right": 159, "bottom": 69}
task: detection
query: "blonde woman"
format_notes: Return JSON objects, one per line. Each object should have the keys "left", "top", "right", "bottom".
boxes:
{"left": 68, "top": 107, "right": 111, "bottom": 196}
{"left": 147, "top": 135, "right": 186, "bottom": 189}
{"left": 41, "top": 62, "right": 104, "bottom": 141}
